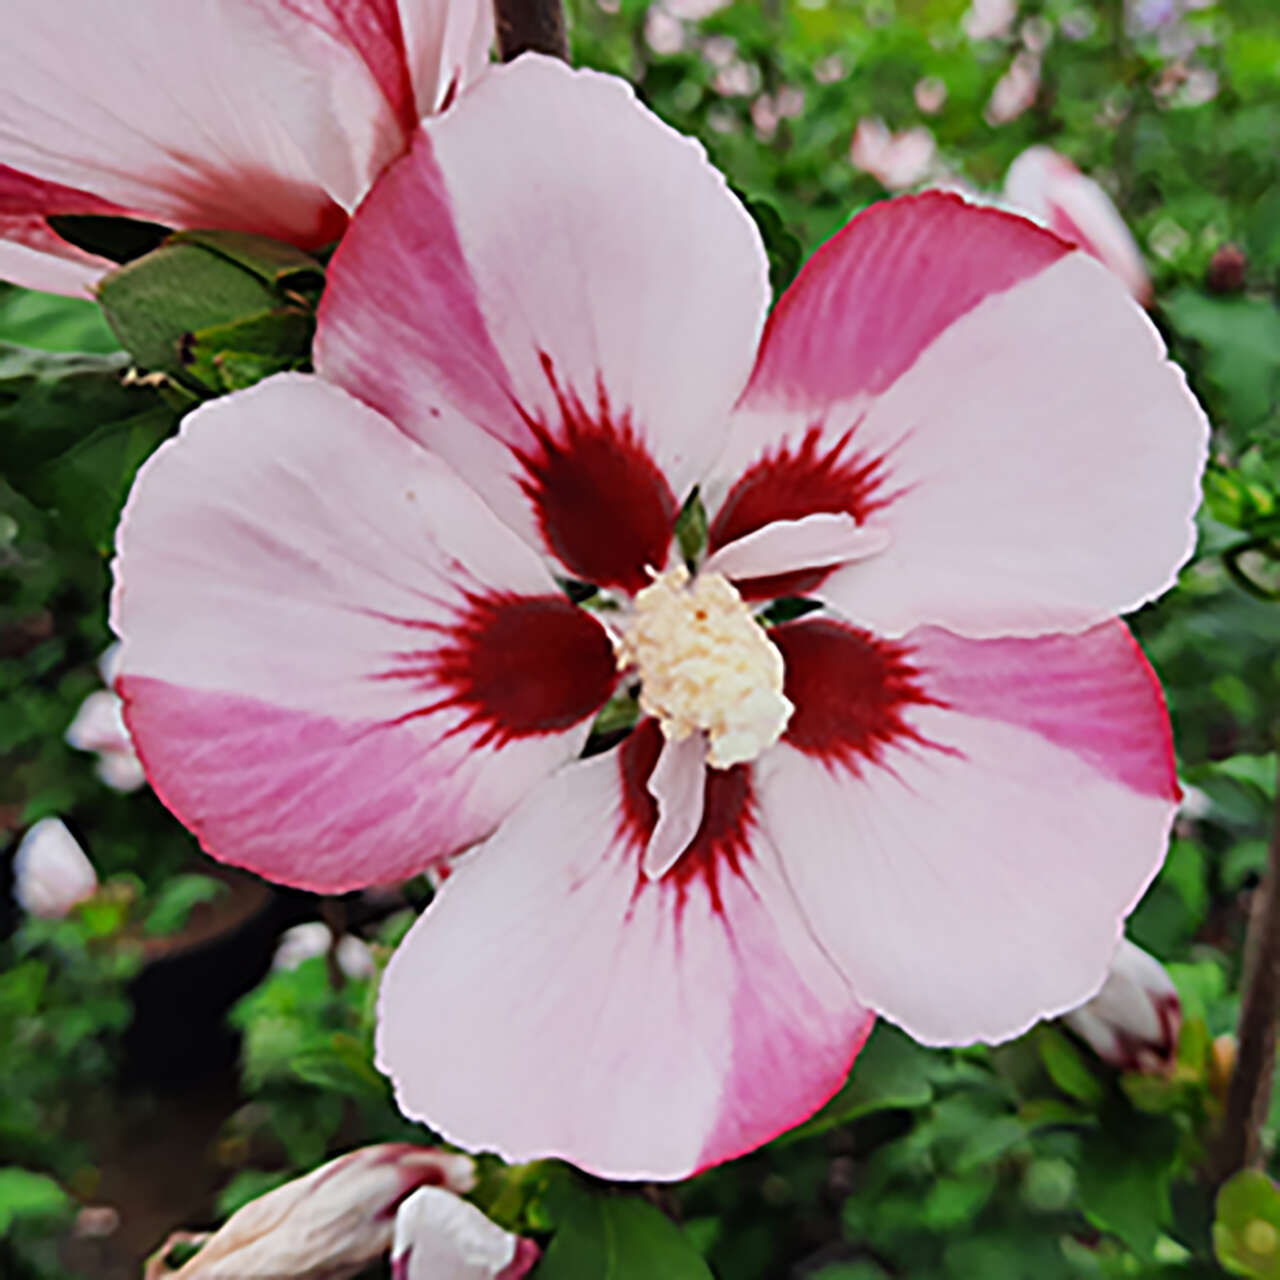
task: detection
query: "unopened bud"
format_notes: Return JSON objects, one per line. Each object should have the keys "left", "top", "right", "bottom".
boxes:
{"left": 97, "top": 230, "right": 321, "bottom": 395}
{"left": 391, "top": 1186, "right": 539, "bottom": 1280}
{"left": 13, "top": 818, "right": 98, "bottom": 918}
{"left": 1207, "top": 244, "right": 1247, "bottom": 294}
{"left": 158, "top": 1144, "right": 475, "bottom": 1279}
{"left": 1062, "top": 939, "right": 1181, "bottom": 1074}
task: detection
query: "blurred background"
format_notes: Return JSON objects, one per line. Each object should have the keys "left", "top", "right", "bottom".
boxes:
{"left": 2, "top": 0, "right": 1279, "bottom": 1276}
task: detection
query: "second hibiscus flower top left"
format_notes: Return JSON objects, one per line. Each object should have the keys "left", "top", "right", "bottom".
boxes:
{"left": 0, "top": 0, "right": 492, "bottom": 294}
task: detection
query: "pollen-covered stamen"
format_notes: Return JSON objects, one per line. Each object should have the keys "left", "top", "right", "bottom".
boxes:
{"left": 616, "top": 566, "right": 794, "bottom": 768}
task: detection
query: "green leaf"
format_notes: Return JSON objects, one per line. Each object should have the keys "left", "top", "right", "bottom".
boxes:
{"left": 168, "top": 229, "right": 325, "bottom": 290}
{"left": 142, "top": 874, "right": 227, "bottom": 936}
{"left": 1163, "top": 290, "right": 1280, "bottom": 433}
{"left": 0, "top": 285, "right": 119, "bottom": 353}
{"left": 535, "top": 1171, "right": 713, "bottom": 1280}
{"left": 776, "top": 1024, "right": 937, "bottom": 1144}
{"left": 1036, "top": 1026, "right": 1106, "bottom": 1107}
{"left": 97, "top": 240, "right": 314, "bottom": 390}
{"left": 0, "top": 1167, "right": 71, "bottom": 1235}
{"left": 0, "top": 343, "right": 178, "bottom": 545}
{"left": 1076, "top": 1113, "right": 1178, "bottom": 1257}
{"left": 1215, "top": 1170, "right": 1280, "bottom": 1278}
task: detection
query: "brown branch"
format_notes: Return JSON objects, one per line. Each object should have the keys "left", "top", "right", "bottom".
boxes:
{"left": 1213, "top": 752, "right": 1280, "bottom": 1182}
{"left": 494, "top": 0, "right": 569, "bottom": 62}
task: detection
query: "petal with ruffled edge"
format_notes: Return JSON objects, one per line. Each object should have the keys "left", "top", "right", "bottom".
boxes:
{"left": 112, "top": 375, "right": 616, "bottom": 892}
{"left": 0, "top": 0, "right": 431, "bottom": 249}
{"left": 318, "top": 55, "right": 769, "bottom": 594}
{"left": 756, "top": 616, "right": 1178, "bottom": 1044}
{"left": 707, "top": 193, "right": 1206, "bottom": 632}
{"left": 377, "top": 720, "right": 873, "bottom": 1180}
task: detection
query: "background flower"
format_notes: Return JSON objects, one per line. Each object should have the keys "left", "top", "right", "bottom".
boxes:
{"left": 0, "top": 0, "right": 492, "bottom": 293}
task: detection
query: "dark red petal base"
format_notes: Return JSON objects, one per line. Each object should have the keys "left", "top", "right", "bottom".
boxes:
{"left": 708, "top": 423, "right": 894, "bottom": 600}
{"left": 773, "top": 618, "right": 943, "bottom": 772}
{"left": 515, "top": 354, "right": 676, "bottom": 595}
{"left": 378, "top": 592, "right": 617, "bottom": 745}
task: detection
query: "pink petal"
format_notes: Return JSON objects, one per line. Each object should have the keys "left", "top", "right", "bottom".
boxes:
{"left": 642, "top": 732, "right": 707, "bottom": 880}
{"left": 318, "top": 55, "right": 769, "bottom": 592}
{"left": 112, "top": 375, "right": 616, "bottom": 892}
{"left": 1005, "top": 147, "right": 1152, "bottom": 305}
{"left": 0, "top": 167, "right": 120, "bottom": 292}
{"left": 377, "top": 721, "right": 873, "bottom": 1180}
{"left": 702, "top": 513, "right": 889, "bottom": 584}
{"left": 712, "top": 195, "right": 1206, "bottom": 635}
{"left": 392, "top": 1186, "right": 537, "bottom": 1280}
{"left": 0, "top": 0, "right": 444, "bottom": 248}
{"left": 756, "top": 617, "right": 1179, "bottom": 1044}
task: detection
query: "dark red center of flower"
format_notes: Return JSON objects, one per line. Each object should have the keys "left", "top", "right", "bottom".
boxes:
{"left": 708, "top": 422, "right": 894, "bottom": 599}
{"left": 618, "top": 720, "right": 754, "bottom": 915}
{"left": 379, "top": 592, "right": 617, "bottom": 746}
{"left": 773, "top": 618, "right": 942, "bottom": 772}
{"left": 515, "top": 355, "right": 676, "bottom": 595}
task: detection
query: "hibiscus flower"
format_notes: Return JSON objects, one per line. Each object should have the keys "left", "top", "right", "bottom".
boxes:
{"left": 0, "top": 0, "right": 491, "bottom": 294}
{"left": 111, "top": 57, "right": 1208, "bottom": 1180}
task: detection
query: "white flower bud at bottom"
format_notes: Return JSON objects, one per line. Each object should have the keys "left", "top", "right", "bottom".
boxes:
{"left": 1062, "top": 938, "right": 1181, "bottom": 1074}
{"left": 161, "top": 1144, "right": 475, "bottom": 1279}
{"left": 392, "top": 1187, "right": 539, "bottom": 1280}
{"left": 13, "top": 818, "right": 97, "bottom": 918}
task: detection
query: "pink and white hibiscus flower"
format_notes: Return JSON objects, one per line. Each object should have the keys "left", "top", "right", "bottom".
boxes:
{"left": 0, "top": 0, "right": 492, "bottom": 295}
{"left": 1004, "top": 146, "right": 1152, "bottom": 305}
{"left": 111, "top": 57, "right": 1208, "bottom": 1180}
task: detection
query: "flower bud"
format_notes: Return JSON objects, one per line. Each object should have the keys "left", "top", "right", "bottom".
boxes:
{"left": 160, "top": 1144, "right": 475, "bottom": 1279}
{"left": 272, "top": 922, "right": 377, "bottom": 981}
{"left": 391, "top": 1186, "right": 539, "bottom": 1280}
{"left": 1062, "top": 939, "right": 1181, "bottom": 1074}
{"left": 1003, "top": 146, "right": 1151, "bottom": 304}
{"left": 96, "top": 229, "right": 321, "bottom": 395}
{"left": 65, "top": 688, "right": 145, "bottom": 793}
{"left": 13, "top": 818, "right": 98, "bottom": 918}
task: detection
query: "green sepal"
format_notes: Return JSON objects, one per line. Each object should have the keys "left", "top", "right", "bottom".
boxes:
{"left": 96, "top": 234, "right": 320, "bottom": 393}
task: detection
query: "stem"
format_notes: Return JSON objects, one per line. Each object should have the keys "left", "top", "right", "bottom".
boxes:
{"left": 494, "top": 0, "right": 569, "bottom": 62}
{"left": 1214, "top": 752, "right": 1280, "bottom": 1182}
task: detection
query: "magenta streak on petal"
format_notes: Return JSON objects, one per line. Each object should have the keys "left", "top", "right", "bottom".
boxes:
{"left": 742, "top": 190, "right": 1071, "bottom": 410}
{"left": 0, "top": 163, "right": 129, "bottom": 217}
{"left": 773, "top": 618, "right": 947, "bottom": 773}
{"left": 694, "top": 968, "right": 875, "bottom": 1176}
{"left": 909, "top": 621, "right": 1180, "bottom": 801}
{"left": 514, "top": 354, "right": 676, "bottom": 595}
{"left": 708, "top": 421, "right": 895, "bottom": 600}
{"left": 617, "top": 720, "right": 754, "bottom": 915}
{"left": 118, "top": 676, "right": 473, "bottom": 891}
{"left": 278, "top": 0, "right": 418, "bottom": 136}
{"left": 316, "top": 128, "right": 520, "bottom": 444}
{"left": 373, "top": 591, "right": 618, "bottom": 746}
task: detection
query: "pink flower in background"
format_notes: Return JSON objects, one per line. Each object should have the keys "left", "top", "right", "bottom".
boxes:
{"left": 146, "top": 1144, "right": 475, "bottom": 1280}
{"left": 113, "top": 58, "right": 1206, "bottom": 1179}
{"left": 963, "top": 0, "right": 1018, "bottom": 40}
{"left": 12, "top": 818, "right": 97, "bottom": 919}
{"left": 65, "top": 645, "right": 145, "bottom": 792}
{"left": 1005, "top": 146, "right": 1152, "bottom": 305}
{"left": 850, "top": 119, "right": 938, "bottom": 191}
{"left": 985, "top": 51, "right": 1041, "bottom": 124}
{"left": 1062, "top": 938, "right": 1182, "bottom": 1073}
{"left": 0, "top": 0, "right": 492, "bottom": 295}
{"left": 392, "top": 1187, "right": 539, "bottom": 1280}
{"left": 272, "top": 921, "right": 378, "bottom": 980}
